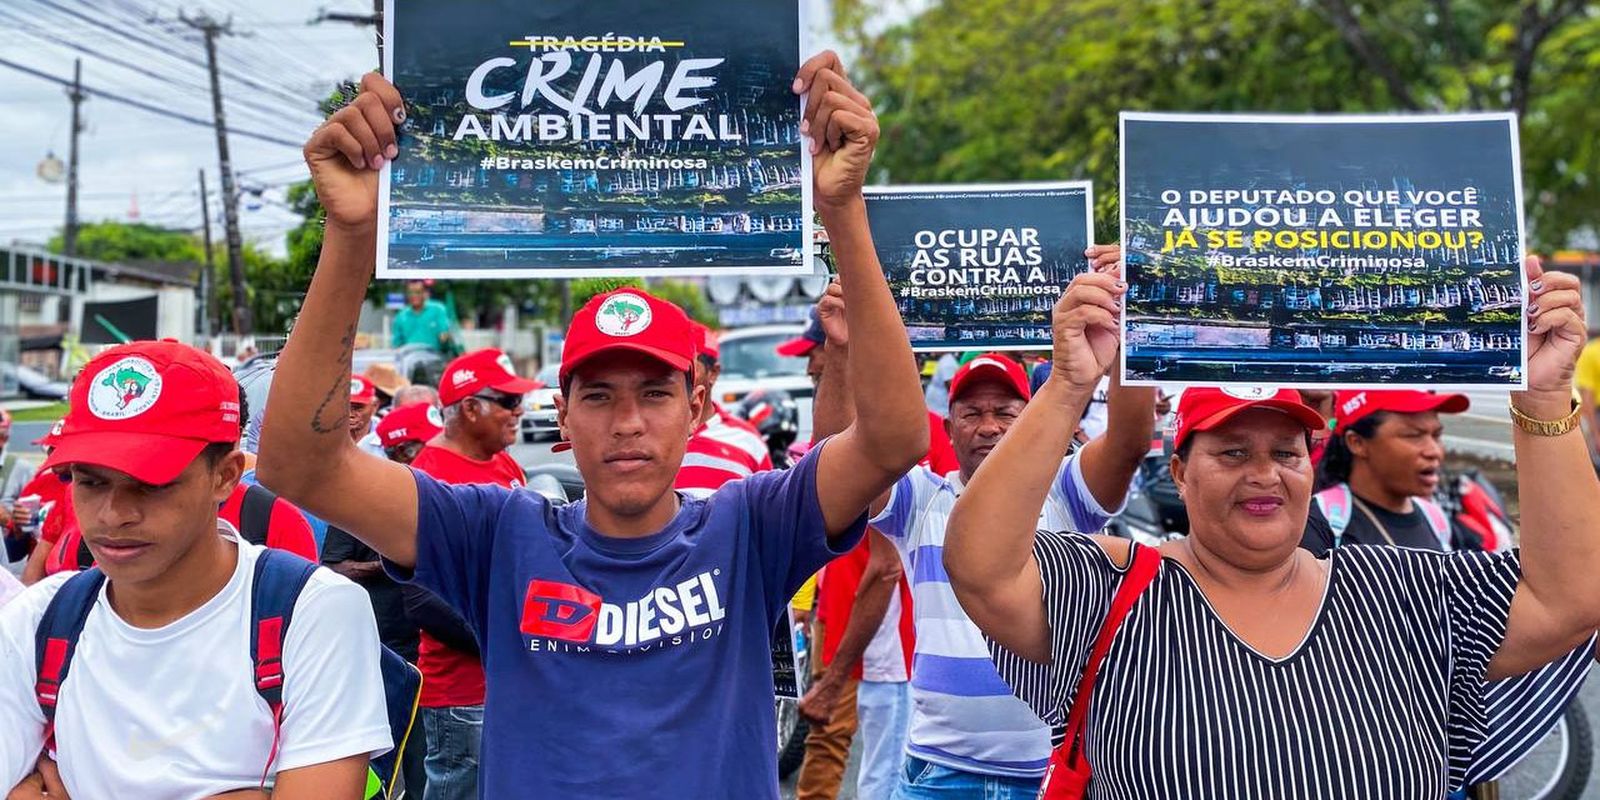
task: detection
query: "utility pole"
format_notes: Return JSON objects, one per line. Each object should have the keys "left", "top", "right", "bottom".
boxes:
{"left": 182, "top": 10, "right": 252, "bottom": 335}
{"left": 313, "top": 3, "right": 383, "bottom": 67}
{"left": 63, "top": 58, "right": 85, "bottom": 257}
{"left": 198, "top": 169, "right": 215, "bottom": 338}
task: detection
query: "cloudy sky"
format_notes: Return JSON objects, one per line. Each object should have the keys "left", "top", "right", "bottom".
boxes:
{"left": 0, "top": 0, "right": 853, "bottom": 257}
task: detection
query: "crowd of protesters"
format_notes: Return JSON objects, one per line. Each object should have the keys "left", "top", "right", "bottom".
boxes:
{"left": 1, "top": 51, "right": 1599, "bottom": 800}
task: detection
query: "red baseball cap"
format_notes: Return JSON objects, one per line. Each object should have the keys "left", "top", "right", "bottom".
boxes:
{"left": 948, "top": 354, "right": 1031, "bottom": 403}
{"left": 42, "top": 340, "right": 241, "bottom": 485}
{"left": 377, "top": 401, "right": 444, "bottom": 448}
{"left": 33, "top": 418, "right": 65, "bottom": 448}
{"left": 1173, "top": 387, "right": 1328, "bottom": 452}
{"left": 776, "top": 307, "right": 825, "bottom": 357}
{"left": 560, "top": 289, "right": 695, "bottom": 386}
{"left": 439, "top": 348, "right": 538, "bottom": 406}
{"left": 349, "top": 375, "right": 378, "bottom": 406}
{"left": 1333, "top": 390, "right": 1470, "bottom": 434}
{"left": 691, "top": 322, "right": 721, "bottom": 361}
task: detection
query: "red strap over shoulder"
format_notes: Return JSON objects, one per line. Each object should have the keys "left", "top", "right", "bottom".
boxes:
{"left": 1039, "top": 543, "right": 1162, "bottom": 800}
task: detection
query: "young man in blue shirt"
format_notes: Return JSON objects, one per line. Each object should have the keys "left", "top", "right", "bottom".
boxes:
{"left": 258, "top": 51, "right": 927, "bottom": 799}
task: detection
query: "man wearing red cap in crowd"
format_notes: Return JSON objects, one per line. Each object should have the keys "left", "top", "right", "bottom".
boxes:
{"left": 676, "top": 321, "right": 773, "bottom": 498}
{"left": 21, "top": 406, "right": 319, "bottom": 584}
{"left": 1302, "top": 389, "right": 1474, "bottom": 553}
{"left": 0, "top": 340, "right": 390, "bottom": 799}
{"left": 323, "top": 399, "right": 444, "bottom": 797}
{"left": 384, "top": 347, "right": 530, "bottom": 800}
{"left": 348, "top": 374, "right": 387, "bottom": 457}
{"left": 261, "top": 52, "right": 927, "bottom": 799}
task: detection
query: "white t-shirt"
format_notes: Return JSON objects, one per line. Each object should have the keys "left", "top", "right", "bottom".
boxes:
{"left": 0, "top": 569, "right": 22, "bottom": 609}
{"left": 859, "top": 589, "right": 908, "bottom": 683}
{"left": 0, "top": 531, "right": 392, "bottom": 799}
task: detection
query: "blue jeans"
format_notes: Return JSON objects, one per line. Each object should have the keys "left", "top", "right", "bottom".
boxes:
{"left": 422, "top": 705, "right": 482, "bottom": 800}
{"left": 856, "top": 681, "right": 912, "bottom": 800}
{"left": 892, "top": 756, "right": 1042, "bottom": 800}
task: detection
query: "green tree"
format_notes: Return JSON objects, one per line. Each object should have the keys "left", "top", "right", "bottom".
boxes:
{"left": 571, "top": 278, "right": 720, "bottom": 326}
{"left": 48, "top": 221, "right": 202, "bottom": 263}
{"left": 835, "top": 0, "right": 1600, "bottom": 249}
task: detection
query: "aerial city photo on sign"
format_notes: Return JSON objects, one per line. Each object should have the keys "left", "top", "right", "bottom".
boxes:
{"left": 377, "top": 0, "right": 809, "bottom": 278}
{"left": 1120, "top": 112, "right": 1527, "bottom": 389}
{"left": 864, "top": 183, "right": 1093, "bottom": 351}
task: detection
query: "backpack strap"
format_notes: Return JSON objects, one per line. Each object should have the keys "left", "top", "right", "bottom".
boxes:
{"left": 1314, "top": 484, "right": 1353, "bottom": 548}
{"left": 34, "top": 568, "right": 108, "bottom": 754}
{"left": 1415, "top": 497, "right": 1452, "bottom": 550}
{"left": 1039, "top": 544, "right": 1162, "bottom": 800}
{"left": 249, "top": 549, "right": 319, "bottom": 787}
{"left": 239, "top": 484, "right": 278, "bottom": 548}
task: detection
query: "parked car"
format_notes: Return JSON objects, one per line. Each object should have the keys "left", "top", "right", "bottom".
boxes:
{"left": 521, "top": 363, "right": 562, "bottom": 443}
{"left": 711, "top": 325, "right": 814, "bottom": 442}
{"left": 0, "top": 362, "right": 69, "bottom": 401}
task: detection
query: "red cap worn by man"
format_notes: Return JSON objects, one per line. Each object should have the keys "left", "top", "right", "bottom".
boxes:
{"left": 406, "top": 349, "right": 530, "bottom": 738}
{"left": 2, "top": 340, "right": 389, "bottom": 798}
{"left": 376, "top": 402, "right": 444, "bottom": 463}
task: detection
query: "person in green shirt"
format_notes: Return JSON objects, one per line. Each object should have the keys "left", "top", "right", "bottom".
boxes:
{"left": 392, "top": 281, "right": 454, "bottom": 353}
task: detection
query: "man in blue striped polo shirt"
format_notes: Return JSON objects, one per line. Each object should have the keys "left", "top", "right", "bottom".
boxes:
{"left": 869, "top": 347, "right": 1156, "bottom": 799}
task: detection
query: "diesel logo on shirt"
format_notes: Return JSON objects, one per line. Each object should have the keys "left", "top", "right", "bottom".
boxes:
{"left": 520, "top": 571, "right": 728, "bottom": 650}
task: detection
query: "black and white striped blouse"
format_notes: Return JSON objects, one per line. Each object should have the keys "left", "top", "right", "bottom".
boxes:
{"left": 990, "top": 534, "right": 1523, "bottom": 799}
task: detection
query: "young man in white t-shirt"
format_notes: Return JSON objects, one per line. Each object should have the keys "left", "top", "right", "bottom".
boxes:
{"left": 0, "top": 340, "right": 391, "bottom": 800}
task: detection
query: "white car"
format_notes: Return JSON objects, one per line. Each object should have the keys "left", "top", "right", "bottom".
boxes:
{"left": 710, "top": 325, "right": 815, "bottom": 442}
{"left": 520, "top": 363, "right": 562, "bottom": 443}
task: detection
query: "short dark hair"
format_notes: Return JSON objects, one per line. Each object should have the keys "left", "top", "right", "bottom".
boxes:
{"left": 200, "top": 441, "right": 236, "bottom": 469}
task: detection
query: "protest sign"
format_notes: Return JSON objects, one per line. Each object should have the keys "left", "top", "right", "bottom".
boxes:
{"left": 379, "top": 0, "right": 810, "bottom": 278}
{"left": 1120, "top": 113, "right": 1526, "bottom": 389}
{"left": 864, "top": 183, "right": 1093, "bottom": 351}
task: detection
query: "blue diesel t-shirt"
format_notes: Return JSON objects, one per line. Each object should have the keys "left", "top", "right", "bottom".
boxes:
{"left": 395, "top": 445, "right": 862, "bottom": 799}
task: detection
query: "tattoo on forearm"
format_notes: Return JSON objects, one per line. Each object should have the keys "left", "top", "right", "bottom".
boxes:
{"left": 309, "top": 323, "right": 357, "bottom": 434}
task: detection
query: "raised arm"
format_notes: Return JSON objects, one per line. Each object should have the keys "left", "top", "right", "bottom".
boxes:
{"left": 256, "top": 73, "right": 420, "bottom": 567}
{"left": 797, "top": 529, "right": 903, "bottom": 724}
{"left": 944, "top": 271, "right": 1123, "bottom": 662}
{"left": 1489, "top": 259, "right": 1600, "bottom": 678}
{"left": 801, "top": 52, "right": 927, "bottom": 536}
{"left": 809, "top": 281, "right": 851, "bottom": 443}
{"left": 1074, "top": 246, "right": 1156, "bottom": 512}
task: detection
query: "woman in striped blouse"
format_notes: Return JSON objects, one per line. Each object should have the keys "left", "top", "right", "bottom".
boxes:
{"left": 944, "top": 258, "right": 1600, "bottom": 799}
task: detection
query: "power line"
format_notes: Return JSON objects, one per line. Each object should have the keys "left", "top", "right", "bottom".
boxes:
{"left": 18, "top": 0, "right": 326, "bottom": 121}
{"left": 0, "top": 9, "right": 313, "bottom": 139}
{"left": 0, "top": 56, "right": 303, "bottom": 148}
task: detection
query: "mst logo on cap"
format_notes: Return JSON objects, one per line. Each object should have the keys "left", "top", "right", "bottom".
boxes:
{"left": 87, "top": 357, "right": 164, "bottom": 420}
{"left": 427, "top": 406, "right": 444, "bottom": 427}
{"left": 595, "top": 293, "right": 652, "bottom": 337}
{"left": 1340, "top": 392, "right": 1369, "bottom": 417}
{"left": 1221, "top": 386, "right": 1277, "bottom": 401}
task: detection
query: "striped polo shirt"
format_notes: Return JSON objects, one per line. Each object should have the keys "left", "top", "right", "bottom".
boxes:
{"left": 676, "top": 408, "right": 773, "bottom": 498}
{"left": 870, "top": 455, "right": 1116, "bottom": 778}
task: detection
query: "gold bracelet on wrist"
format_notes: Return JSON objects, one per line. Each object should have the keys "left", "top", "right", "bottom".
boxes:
{"left": 1508, "top": 397, "right": 1582, "bottom": 437}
